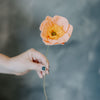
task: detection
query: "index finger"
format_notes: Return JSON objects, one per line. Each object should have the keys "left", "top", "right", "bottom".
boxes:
{"left": 31, "top": 49, "right": 49, "bottom": 69}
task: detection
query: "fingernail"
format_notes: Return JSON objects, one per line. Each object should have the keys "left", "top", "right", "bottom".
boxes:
{"left": 42, "top": 66, "right": 46, "bottom": 71}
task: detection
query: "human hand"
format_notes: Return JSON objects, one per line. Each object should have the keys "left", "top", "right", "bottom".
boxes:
{"left": 7, "top": 48, "right": 49, "bottom": 78}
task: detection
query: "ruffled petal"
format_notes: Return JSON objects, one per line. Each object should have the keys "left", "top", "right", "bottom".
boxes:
{"left": 53, "top": 15, "right": 69, "bottom": 32}
{"left": 43, "top": 24, "right": 73, "bottom": 45}
{"left": 40, "top": 15, "right": 73, "bottom": 45}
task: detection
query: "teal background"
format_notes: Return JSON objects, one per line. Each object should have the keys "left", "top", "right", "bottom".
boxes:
{"left": 0, "top": 0, "right": 100, "bottom": 100}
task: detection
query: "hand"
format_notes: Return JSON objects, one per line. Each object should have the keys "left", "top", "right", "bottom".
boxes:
{"left": 7, "top": 48, "right": 49, "bottom": 78}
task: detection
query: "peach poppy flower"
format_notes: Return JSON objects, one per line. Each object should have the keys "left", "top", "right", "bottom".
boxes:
{"left": 40, "top": 15, "right": 73, "bottom": 45}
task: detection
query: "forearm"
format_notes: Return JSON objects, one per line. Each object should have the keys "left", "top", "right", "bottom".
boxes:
{"left": 0, "top": 53, "right": 10, "bottom": 67}
{"left": 0, "top": 53, "right": 12, "bottom": 74}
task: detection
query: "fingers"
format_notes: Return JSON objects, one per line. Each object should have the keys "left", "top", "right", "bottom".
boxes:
{"left": 37, "top": 71, "right": 43, "bottom": 78}
{"left": 29, "top": 62, "right": 43, "bottom": 71}
{"left": 29, "top": 62, "right": 48, "bottom": 72}
{"left": 37, "top": 70, "right": 48, "bottom": 78}
{"left": 46, "top": 69, "right": 49, "bottom": 74}
{"left": 42, "top": 71, "right": 45, "bottom": 76}
{"left": 28, "top": 48, "right": 49, "bottom": 78}
{"left": 29, "top": 48, "right": 49, "bottom": 69}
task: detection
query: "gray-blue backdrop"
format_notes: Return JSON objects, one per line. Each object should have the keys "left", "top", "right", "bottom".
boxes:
{"left": 0, "top": 0, "right": 100, "bottom": 100}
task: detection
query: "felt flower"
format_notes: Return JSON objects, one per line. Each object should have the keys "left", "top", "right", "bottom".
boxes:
{"left": 40, "top": 15, "right": 73, "bottom": 45}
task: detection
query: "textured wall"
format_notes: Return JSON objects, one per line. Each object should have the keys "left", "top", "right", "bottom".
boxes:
{"left": 0, "top": 0, "right": 100, "bottom": 100}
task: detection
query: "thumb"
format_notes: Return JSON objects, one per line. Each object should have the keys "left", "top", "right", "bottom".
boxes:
{"left": 29, "top": 62, "right": 44, "bottom": 71}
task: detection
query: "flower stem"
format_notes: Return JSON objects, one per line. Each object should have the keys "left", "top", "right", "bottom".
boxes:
{"left": 43, "top": 46, "right": 49, "bottom": 100}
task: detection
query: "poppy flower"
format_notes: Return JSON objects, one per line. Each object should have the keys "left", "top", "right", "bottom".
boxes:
{"left": 40, "top": 15, "right": 73, "bottom": 45}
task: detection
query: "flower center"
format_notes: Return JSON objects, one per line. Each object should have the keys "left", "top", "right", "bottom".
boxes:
{"left": 47, "top": 24, "right": 65, "bottom": 40}
{"left": 51, "top": 32, "right": 57, "bottom": 36}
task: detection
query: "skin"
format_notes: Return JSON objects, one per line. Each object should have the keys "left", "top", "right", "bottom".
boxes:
{"left": 0, "top": 48, "right": 49, "bottom": 78}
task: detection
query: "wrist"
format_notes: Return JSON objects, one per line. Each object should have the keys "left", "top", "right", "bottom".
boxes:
{"left": 0, "top": 53, "right": 10, "bottom": 67}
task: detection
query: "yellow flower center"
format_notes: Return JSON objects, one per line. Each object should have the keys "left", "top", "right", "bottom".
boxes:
{"left": 47, "top": 24, "right": 65, "bottom": 40}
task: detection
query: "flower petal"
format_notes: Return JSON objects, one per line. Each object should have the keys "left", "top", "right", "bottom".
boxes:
{"left": 53, "top": 15, "right": 69, "bottom": 32}
{"left": 40, "top": 15, "right": 73, "bottom": 45}
{"left": 43, "top": 24, "right": 73, "bottom": 45}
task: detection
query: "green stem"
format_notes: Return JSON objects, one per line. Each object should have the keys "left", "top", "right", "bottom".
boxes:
{"left": 43, "top": 46, "right": 49, "bottom": 100}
